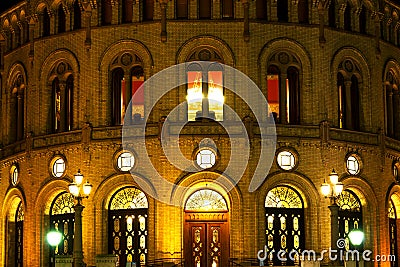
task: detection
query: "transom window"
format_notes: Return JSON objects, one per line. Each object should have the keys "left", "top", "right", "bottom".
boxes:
{"left": 276, "top": 150, "right": 296, "bottom": 171}
{"left": 10, "top": 164, "right": 19, "bottom": 186}
{"left": 196, "top": 149, "right": 216, "bottom": 169}
{"left": 109, "top": 187, "right": 148, "bottom": 266}
{"left": 116, "top": 151, "right": 135, "bottom": 172}
{"left": 52, "top": 157, "right": 66, "bottom": 178}
{"left": 346, "top": 154, "right": 361, "bottom": 175}
{"left": 265, "top": 186, "right": 304, "bottom": 266}
{"left": 185, "top": 189, "right": 228, "bottom": 211}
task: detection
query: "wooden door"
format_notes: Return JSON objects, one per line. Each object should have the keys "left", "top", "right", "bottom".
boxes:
{"left": 185, "top": 221, "right": 229, "bottom": 267}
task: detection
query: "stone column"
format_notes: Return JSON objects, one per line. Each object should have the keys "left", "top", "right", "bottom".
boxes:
{"left": 329, "top": 203, "right": 339, "bottom": 254}
{"left": 73, "top": 203, "right": 84, "bottom": 267}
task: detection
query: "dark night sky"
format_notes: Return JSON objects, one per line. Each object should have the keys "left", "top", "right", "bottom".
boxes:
{"left": 0, "top": 0, "right": 22, "bottom": 13}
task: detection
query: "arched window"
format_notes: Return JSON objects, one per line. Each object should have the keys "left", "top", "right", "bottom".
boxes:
{"left": 122, "top": 0, "right": 134, "bottom": 23}
{"left": 143, "top": 0, "right": 154, "bottom": 21}
{"left": 110, "top": 54, "right": 145, "bottom": 125}
{"left": 102, "top": 0, "right": 112, "bottom": 25}
{"left": 267, "top": 53, "right": 301, "bottom": 124}
{"left": 277, "top": 0, "right": 289, "bottom": 22}
{"left": 385, "top": 70, "right": 398, "bottom": 139}
{"left": 298, "top": 0, "right": 309, "bottom": 23}
{"left": 187, "top": 56, "right": 224, "bottom": 121}
{"left": 265, "top": 186, "right": 304, "bottom": 266}
{"left": 108, "top": 187, "right": 149, "bottom": 266}
{"left": 344, "top": 3, "right": 352, "bottom": 31}
{"left": 199, "top": 0, "right": 212, "bottom": 19}
{"left": 10, "top": 74, "right": 25, "bottom": 142}
{"left": 388, "top": 199, "right": 398, "bottom": 267}
{"left": 359, "top": 6, "right": 366, "bottom": 34}
{"left": 337, "top": 190, "right": 362, "bottom": 250}
{"left": 42, "top": 7, "right": 51, "bottom": 37}
{"left": 328, "top": 0, "right": 336, "bottom": 27}
{"left": 49, "top": 192, "right": 75, "bottom": 263}
{"left": 221, "top": 0, "right": 234, "bottom": 19}
{"left": 73, "top": 0, "right": 82, "bottom": 30}
{"left": 256, "top": 0, "right": 267, "bottom": 20}
{"left": 51, "top": 74, "right": 73, "bottom": 132}
{"left": 58, "top": 4, "right": 66, "bottom": 33}
{"left": 6, "top": 200, "right": 24, "bottom": 267}
{"left": 337, "top": 59, "right": 361, "bottom": 130}
{"left": 15, "top": 203, "right": 24, "bottom": 267}
{"left": 185, "top": 189, "right": 228, "bottom": 211}
{"left": 176, "top": 0, "right": 188, "bottom": 19}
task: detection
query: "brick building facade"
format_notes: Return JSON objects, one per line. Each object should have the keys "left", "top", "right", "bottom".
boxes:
{"left": 0, "top": 0, "right": 399, "bottom": 266}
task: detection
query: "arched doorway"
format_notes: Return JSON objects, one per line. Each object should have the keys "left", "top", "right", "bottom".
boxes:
{"left": 388, "top": 198, "right": 398, "bottom": 267}
{"left": 49, "top": 192, "right": 75, "bottom": 265}
{"left": 6, "top": 199, "right": 24, "bottom": 267}
{"left": 108, "top": 186, "right": 148, "bottom": 266}
{"left": 265, "top": 186, "right": 305, "bottom": 266}
{"left": 184, "top": 189, "right": 229, "bottom": 267}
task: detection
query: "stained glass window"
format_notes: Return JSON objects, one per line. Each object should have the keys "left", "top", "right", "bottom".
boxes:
{"left": 265, "top": 186, "right": 303, "bottom": 208}
{"left": 109, "top": 187, "right": 148, "bottom": 210}
{"left": 265, "top": 186, "right": 304, "bottom": 266}
{"left": 388, "top": 199, "right": 398, "bottom": 267}
{"left": 346, "top": 155, "right": 360, "bottom": 175}
{"left": 116, "top": 151, "right": 135, "bottom": 172}
{"left": 109, "top": 187, "right": 148, "bottom": 266}
{"left": 338, "top": 190, "right": 362, "bottom": 251}
{"left": 49, "top": 192, "right": 75, "bottom": 264}
{"left": 52, "top": 157, "right": 66, "bottom": 178}
{"left": 276, "top": 150, "right": 296, "bottom": 171}
{"left": 196, "top": 149, "right": 216, "bottom": 169}
{"left": 185, "top": 189, "right": 228, "bottom": 211}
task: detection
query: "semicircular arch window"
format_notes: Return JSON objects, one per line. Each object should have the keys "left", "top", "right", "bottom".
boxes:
{"left": 108, "top": 187, "right": 148, "bottom": 266}
{"left": 49, "top": 192, "right": 75, "bottom": 264}
{"left": 185, "top": 189, "right": 228, "bottom": 211}
{"left": 265, "top": 186, "right": 304, "bottom": 266}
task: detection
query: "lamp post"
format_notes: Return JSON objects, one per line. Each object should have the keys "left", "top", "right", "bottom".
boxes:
{"left": 47, "top": 230, "right": 62, "bottom": 267}
{"left": 68, "top": 169, "right": 92, "bottom": 267}
{"left": 321, "top": 169, "right": 344, "bottom": 253}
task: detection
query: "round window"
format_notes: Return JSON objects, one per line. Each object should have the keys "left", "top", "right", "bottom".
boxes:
{"left": 346, "top": 154, "right": 361, "bottom": 175}
{"left": 276, "top": 150, "right": 296, "bottom": 171}
{"left": 117, "top": 151, "right": 135, "bottom": 172}
{"left": 196, "top": 149, "right": 216, "bottom": 169}
{"left": 52, "top": 157, "right": 66, "bottom": 178}
{"left": 10, "top": 165, "right": 18, "bottom": 186}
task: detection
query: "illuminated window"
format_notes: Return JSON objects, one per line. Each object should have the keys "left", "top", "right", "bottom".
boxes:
{"left": 196, "top": 149, "right": 216, "bottom": 169}
{"left": 388, "top": 198, "right": 398, "bottom": 267}
{"left": 394, "top": 162, "right": 400, "bottom": 182}
{"left": 52, "top": 157, "right": 66, "bottom": 178}
{"left": 111, "top": 55, "right": 145, "bottom": 125}
{"left": 276, "top": 150, "right": 296, "bottom": 171}
{"left": 265, "top": 186, "right": 304, "bottom": 266}
{"left": 10, "top": 165, "right": 19, "bottom": 186}
{"left": 187, "top": 62, "right": 224, "bottom": 121}
{"left": 109, "top": 187, "right": 148, "bottom": 266}
{"left": 346, "top": 154, "right": 360, "bottom": 175}
{"left": 337, "top": 190, "right": 362, "bottom": 250}
{"left": 267, "top": 66, "right": 280, "bottom": 122}
{"left": 185, "top": 189, "right": 228, "bottom": 211}
{"left": 116, "top": 151, "right": 135, "bottom": 172}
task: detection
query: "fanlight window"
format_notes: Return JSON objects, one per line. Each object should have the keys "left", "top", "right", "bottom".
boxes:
{"left": 185, "top": 189, "right": 228, "bottom": 211}
{"left": 110, "top": 187, "right": 149, "bottom": 210}
{"left": 265, "top": 186, "right": 303, "bottom": 208}
{"left": 337, "top": 190, "right": 361, "bottom": 212}
{"left": 51, "top": 192, "right": 75, "bottom": 215}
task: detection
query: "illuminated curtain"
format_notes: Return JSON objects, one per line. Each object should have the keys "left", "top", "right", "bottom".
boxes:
{"left": 52, "top": 78, "right": 61, "bottom": 132}
{"left": 267, "top": 65, "right": 280, "bottom": 122}
{"left": 112, "top": 68, "right": 124, "bottom": 125}
{"left": 208, "top": 66, "right": 224, "bottom": 121}
{"left": 187, "top": 64, "right": 203, "bottom": 121}
{"left": 131, "top": 66, "right": 145, "bottom": 122}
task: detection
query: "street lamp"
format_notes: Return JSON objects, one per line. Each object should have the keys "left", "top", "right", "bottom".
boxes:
{"left": 321, "top": 169, "right": 344, "bottom": 252}
{"left": 68, "top": 169, "right": 92, "bottom": 267}
{"left": 349, "top": 230, "right": 364, "bottom": 266}
{"left": 47, "top": 230, "right": 62, "bottom": 266}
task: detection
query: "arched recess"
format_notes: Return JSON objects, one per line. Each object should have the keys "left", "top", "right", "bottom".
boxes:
{"left": 2, "top": 188, "right": 26, "bottom": 267}
{"left": 34, "top": 179, "right": 71, "bottom": 267}
{"left": 98, "top": 40, "right": 154, "bottom": 126}
{"left": 256, "top": 172, "right": 320, "bottom": 253}
{"left": 258, "top": 38, "right": 312, "bottom": 124}
{"left": 176, "top": 35, "right": 235, "bottom": 66}
{"left": 330, "top": 47, "right": 371, "bottom": 130}
{"left": 39, "top": 49, "right": 80, "bottom": 134}
{"left": 91, "top": 173, "right": 156, "bottom": 261}
{"left": 171, "top": 171, "right": 243, "bottom": 260}
{"left": 386, "top": 183, "right": 400, "bottom": 265}
{"left": 7, "top": 62, "right": 27, "bottom": 143}
{"left": 340, "top": 176, "right": 378, "bottom": 255}
{"left": 383, "top": 59, "right": 400, "bottom": 139}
